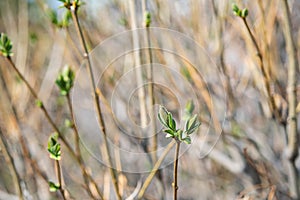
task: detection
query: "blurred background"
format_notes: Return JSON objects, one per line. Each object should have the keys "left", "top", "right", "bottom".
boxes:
{"left": 0, "top": 0, "right": 300, "bottom": 199}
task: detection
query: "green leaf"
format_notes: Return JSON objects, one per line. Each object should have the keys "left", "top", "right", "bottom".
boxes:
{"left": 158, "top": 106, "right": 169, "bottom": 128}
{"left": 176, "top": 130, "right": 183, "bottom": 140}
{"left": 49, "top": 181, "right": 60, "bottom": 192}
{"left": 183, "top": 100, "right": 194, "bottom": 120}
{"left": 183, "top": 136, "right": 191, "bottom": 144}
{"left": 164, "top": 129, "right": 174, "bottom": 136}
{"left": 167, "top": 113, "right": 176, "bottom": 131}
{"left": 184, "top": 114, "right": 201, "bottom": 135}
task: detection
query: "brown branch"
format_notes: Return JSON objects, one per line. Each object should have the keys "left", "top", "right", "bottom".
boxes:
{"left": 241, "top": 17, "right": 280, "bottom": 122}
{"left": 70, "top": 7, "right": 121, "bottom": 200}
{"left": 172, "top": 141, "right": 180, "bottom": 200}
{"left": 55, "top": 160, "right": 66, "bottom": 200}
{"left": 66, "top": 94, "right": 103, "bottom": 200}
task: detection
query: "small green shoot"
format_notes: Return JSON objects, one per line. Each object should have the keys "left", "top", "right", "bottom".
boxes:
{"left": 47, "top": 133, "right": 61, "bottom": 160}
{"left": 232, "top": 3, "right": 248, "bottom": 18}
{"left": 0, "top": 33, "right": 13, "bottom": 57}
{"left": 55, "top": 65, "right": 75, "bottom": 96}
{"left": 49, "top": 181, "right": 61, "bottom": 192}
{"left": 158, "top": 104, "right": 200, "bottom": 144}
{"left": 144, "top": 11, "right": 151, "bottom": 27}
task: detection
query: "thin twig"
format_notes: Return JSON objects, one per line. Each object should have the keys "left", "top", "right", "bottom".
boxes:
{"left": 281, "top": 0, "right": 299, "bottom": 198}
{"left": 129, "top": 0, "right": 148, "bottom": 131}
{"left": 66, "top": 94, "right": 103, "bottom": 200}
{"left": 5, "top": 56, "right": 75, "bottom": 158}
{"left": 173, "top": 141, "right": 180, "bottom": 200}
{"left": 241, "top": 17, "right": 280, "bottom": 121}
{"left": 70, "top": 6, "right": 121, "bottom": 200}
{"left": 142, "top": 5, "right": 157, "bottom": 165}
{"left": 138, "top": 140, "right": 176, "bottom": 199}
{"left": 0, "top": 129, "right": 24, "bottom": 200}
{"left": 56, "top": 160, "right": 66, "bottom": 200}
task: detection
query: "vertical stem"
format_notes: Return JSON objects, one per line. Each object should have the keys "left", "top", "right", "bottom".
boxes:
{"left": 70, "top": 7, "right": 121, "bottom": 200}
{"left": 142, "top": 1, "right": 157, "bottom": 164}
{"left": 66, "top": 94, "right": 103, "bottom": 200}
{"left": 56, "top": 160, "right": 66, "bottom": 200}
{"left": 281, "top": 0, "right": 299, "bottom": 198}
{"left": 0, "top": 129, "right": 24, "bottom": 200}
{"left": 173, "top": 141, "right": 180, "bottom": 200}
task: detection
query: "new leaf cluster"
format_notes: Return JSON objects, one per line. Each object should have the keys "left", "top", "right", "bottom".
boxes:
{"left": 0, "top": 33, "right": 13, "bottom": 57}
{"left": 55, "top": 66, "right": 75, "bottom": 96}
{"left": 158, "top": 104, "right": 200, "bottom": 144}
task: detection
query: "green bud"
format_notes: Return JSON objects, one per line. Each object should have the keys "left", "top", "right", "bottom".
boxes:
{"left": 49, "top": 181, "right": 60, "bottom": 192}
{"left": 144, "top": 11, "right": 151, "bottom": 27}
{"left": 232, "top": 3, "right": 240, "bottom": 16}
{"left": 184, "top": 114, "right": 200, "bottom": 135}
{"left": 64, "top": 119, "right": 73, "bottom": 128}
{"left": 241, "top": 8, "right": 248, "bottom": 18}
{"left": 47, "top": 133, "right": 61, "bottom": 160}
{"left": 0, "top": 33, "right": 13, "bottom": 57}
{"left": 35, "top": 99, "right": 43, "bottom": 108}
{"left": 55, "top": 65, "right": 75, "bottom": 96}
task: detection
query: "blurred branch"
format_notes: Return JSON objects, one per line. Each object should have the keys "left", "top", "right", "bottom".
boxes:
{"left": 129, "top": 0, "right": 148, "bottom": 131}
{"left": 138, "top": 140, "right": 176, "bottom": 199}
{"left": 233, "top": 4, "right": 280, "bottom": 122}
{"left": 4, "top": 56, "right": 74, "bottom": 159}
{"left": 281, "top": 0, "right": 299, "bottom": 198}
{"left": 142, "top": 3, "right": 158, "bottom": 165}
{"left": 211, "top": 0, "right": 236, "bottom": 117}
{"left": 0, "top": 128, "right": 24, "bottom": 200}
{"left": 66, "top": 94, "right": 103, "bottom": 200}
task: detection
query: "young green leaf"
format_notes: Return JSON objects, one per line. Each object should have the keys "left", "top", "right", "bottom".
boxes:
{"left": 167, "top": 113, "right": 176, "bottom": 131}
{"left": 183, "top": 100, "right": 195, "bottom": 120}
{"left": 184, "top": 114, "right": 201, "bottom": 135}
{"left": 183, "top": 136, "right": 191, "bottom": 144}
{"left": 158, "top": 106, "right": 170, "bottom": 128}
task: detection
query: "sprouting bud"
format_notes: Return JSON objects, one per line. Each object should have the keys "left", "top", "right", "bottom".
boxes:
{"left": 47, "top": 133, "right": 61, "bottom": 160}
{"left": 0, "top": 33, "right": 13, "bottom": 57}
{"left": 55, "top": 65, "right": 75, "bottom": 96}
{"left": 241, "top": 8, "right": 248, "bottom": 18}
{"left": 144, "top": 11, "right": 151, "bottom": 27}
